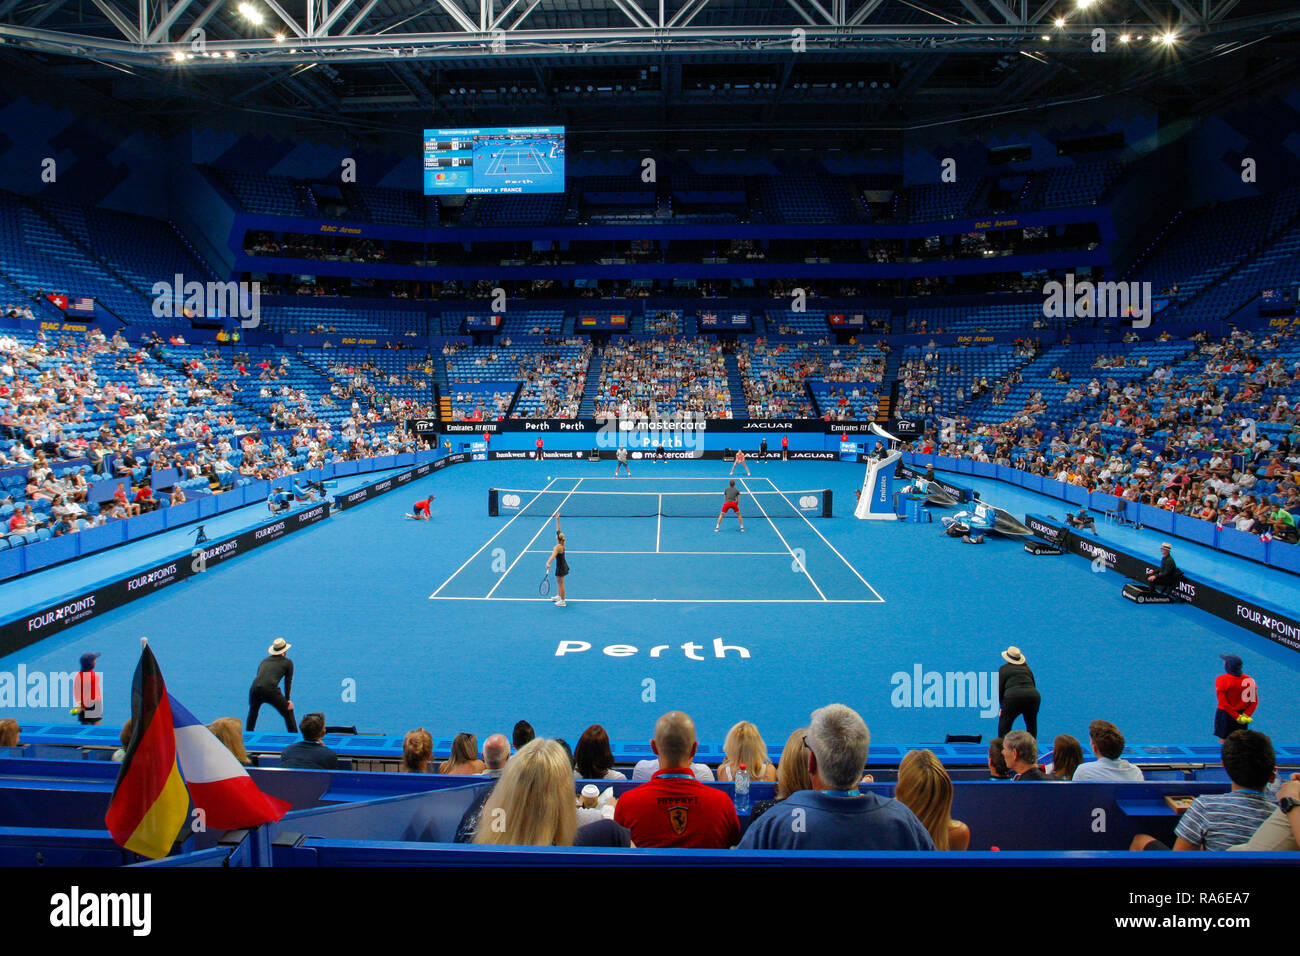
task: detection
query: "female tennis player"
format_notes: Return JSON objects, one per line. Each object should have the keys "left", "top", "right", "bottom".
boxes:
{"left": 545, "top": 514, "right": 569, "bottom": 607}
{"left": 730, "top": 449, "right": 751, "bottom": 476}
{"left": 715, "top": 480, "right": 745, "bottom": 533}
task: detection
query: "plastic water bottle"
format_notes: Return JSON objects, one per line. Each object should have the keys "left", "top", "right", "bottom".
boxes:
{"left": 734, "top": 763, "right": 750, "bottom": 815}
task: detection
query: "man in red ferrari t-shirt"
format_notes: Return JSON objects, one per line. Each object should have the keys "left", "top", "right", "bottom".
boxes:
{"left": 614, "top": 711, "right": 740, "bottom": 848}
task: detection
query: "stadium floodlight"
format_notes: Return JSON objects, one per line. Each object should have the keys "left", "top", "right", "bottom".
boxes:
{"left": 172, "top": 49, "right": 186, "bottom": 62}
{"left": 225, "top": 50, "right": 236, "bottom": 58}
{"left": 1075, "top": 0, "right": 1094, "bottom": 7}
{"left": 238, "top": 2, "right": 264, "bottom": 25}
{"left": 274, "top": 33, "right": 285, "bottom": 42}
{"left": 1053, "top": 17, "right": 1065, "bottom": 27}
{"left": 1118, "top": 33, "right": 1130, "bottom": 43}
{"left": 1160, "top": 32, "right": 1177, "bottom": 44}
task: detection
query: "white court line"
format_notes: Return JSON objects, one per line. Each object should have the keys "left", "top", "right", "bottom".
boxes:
{"left": 521, "top": 549, "right": 790, "bottom": 555}
{"left": 740, "top": 478, "right": 827, "bottom": 601}
{"left": 760, "top": 476, "right": 886, "bottom": 603}
{"left": 428, "top": 477, "right": 560, "bottom": 598}
{"left": 560, "top": 477, "right": 775, "bottom": 481}
{"left": 484, "top": 477, "right": 583, "bottom": 598}
{"left": 430, "top": 596, "right": 882, "bottom": 604}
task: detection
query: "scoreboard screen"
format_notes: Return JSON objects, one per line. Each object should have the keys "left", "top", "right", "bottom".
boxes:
{"left": 423, "top": 126, "right": 565, "bottom": 195}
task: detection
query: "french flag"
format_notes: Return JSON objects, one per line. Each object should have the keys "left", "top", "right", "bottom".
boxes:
{"left": 169, "top": 695, "right": 291, "bottom": 829}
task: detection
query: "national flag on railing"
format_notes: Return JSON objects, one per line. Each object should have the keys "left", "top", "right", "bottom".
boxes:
{"left": 66, "top": 296, "right": 96, "bottom": 315}
{"left": 105, "top": 641, "right": 189, "bottom": 859}
{"left": 169, "top": 696, "right": 290, "bottom": 830}
{"left": 45, "top": 294, "right": 68, "bottom": 310}
{"left": 106, "top": 640, "right": 290, "bottom": 859}
{"left": 1260, "top": 531, "right": 1273, "bottom": 543}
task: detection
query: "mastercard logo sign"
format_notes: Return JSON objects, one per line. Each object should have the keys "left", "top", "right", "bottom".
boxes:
{"left": 435, "top": 173, "right": 446, "bottom": 180}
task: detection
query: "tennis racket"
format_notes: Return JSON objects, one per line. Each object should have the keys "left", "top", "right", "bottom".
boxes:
{"left": 539, "top": 571, "right": 551, "bottom": 596}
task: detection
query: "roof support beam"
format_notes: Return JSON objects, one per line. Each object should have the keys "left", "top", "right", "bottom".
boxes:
{"left": 847, "top": 0, "right": 887, "bottom": 26}
{"left": 25, "top": 0, "right": 73, "bottom": 28}
{"left": 340, "top": 0, "right": 382, "bottom": 36}
{"left": 610, "top": 0, "right": 657, "bottom": 29}
{"left": 317, "top": 0, "right": 356, "bottom": 34}
{"left": 434, "top": 0, "right": 479, "bottom": 33}
{"left": 262, "top": 0, "right": 307, "bottom": 38}
{"left": 504, "top": 0, "right": 543, "bottom": 30}
{"left": 986, "top": 0, "right": 1020, "bottom": 25}
{"left": 147, "top": 0, "right": 196, "bottom": 42}
{"left": 956, "top": 0, "right": 992, "bottom": 24}
{"left": 90, "top": 0, "right": 139, "bottom": 40}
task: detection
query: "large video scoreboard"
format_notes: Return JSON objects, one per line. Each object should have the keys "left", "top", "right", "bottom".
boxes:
{"left": 423, "top": 126, "right": 565, "bottom": 195}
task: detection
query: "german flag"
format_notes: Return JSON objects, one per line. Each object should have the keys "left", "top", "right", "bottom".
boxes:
{"left": 105, "top": 641, "right": 189, "bottom": 859}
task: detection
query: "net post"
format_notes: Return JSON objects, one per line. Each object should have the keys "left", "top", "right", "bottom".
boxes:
{"left": 823, "top": 489, "right": 833, "bottom": 518}
{"left": 488, "top": 488, "right": 499, "bottom": 517}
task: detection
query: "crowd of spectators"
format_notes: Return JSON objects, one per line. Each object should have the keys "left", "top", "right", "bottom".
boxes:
{"left": 0, "top": 327, "right": 434, "bottom": 546}
{"left": 513, "top": 343, "right": 593, "bottom": 418}
{"left": 912, "top": 328, "right": 1300, "bottom": 540}
{"left": 593, "top": 337, "right": 731, "bottom": 418}
{"left": 197, "top": 705, "right": 1294, "bottom": 854}
{"left": 735, "top": 338, "right": 823, "bottom": 418}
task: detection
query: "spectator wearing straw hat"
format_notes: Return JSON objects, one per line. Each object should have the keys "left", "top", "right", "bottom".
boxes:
{"left": 246, "top": 638, "right": 296, "bottom": 733}
{"left": 997, "top": 646, "right": 1040, "bottom": 739}
{"left": 1146, "top": 542, "right": 1179, "bottom": 595}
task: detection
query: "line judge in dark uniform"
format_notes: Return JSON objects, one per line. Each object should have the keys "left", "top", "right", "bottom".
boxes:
{"left": 247, "top": 638, "right": 296, "bottom": 733}
{"left": 1146, "top": 542, "right": 1179, "bottom": 594}
{"left": 997, "top": 645, "right": 1040, "bottom": 740}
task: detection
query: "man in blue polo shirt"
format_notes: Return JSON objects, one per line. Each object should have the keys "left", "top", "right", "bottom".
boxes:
{"left": 738, "top": 703, "right": 934, "bottom": 851}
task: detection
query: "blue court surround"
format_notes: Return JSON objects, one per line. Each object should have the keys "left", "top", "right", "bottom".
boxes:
{"left": 0, "top": 454, "right": 1296, "bottom": 752}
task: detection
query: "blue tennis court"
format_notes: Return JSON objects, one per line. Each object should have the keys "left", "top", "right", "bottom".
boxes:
{"left": 1, "top": 456, "right": 1297, "bottom": 750}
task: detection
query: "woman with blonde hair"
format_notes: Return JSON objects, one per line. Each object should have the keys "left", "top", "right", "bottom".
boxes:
{"left": 473, "top": 738, "right": 629, "bottom": 847}
{"left": 749, "top": 727, "right": 812, "bottom": 820}
{"left": 208, "top": 717, "right": 252, "bottom": 765}
{"left": 402, "top": 728, "right": 433, "bottom": 773}
{"left": 438, "top": 732, "right": 486, "bottom": 774}
{"left": 895, "top": 749, "right": 970, "bottom": 851}
{"left": 0, "top": 718, "right": 18, "bottom": 748}
{"left": 717, "top": 721, "right": 778, "bottom": 782}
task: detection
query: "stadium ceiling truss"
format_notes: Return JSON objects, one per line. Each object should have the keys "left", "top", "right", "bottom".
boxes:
{"left": 0, "top": 0, "right": 1291, "bottom": 62}
{"left": 0, "top": 0, "right": 1295, "bottom": 131}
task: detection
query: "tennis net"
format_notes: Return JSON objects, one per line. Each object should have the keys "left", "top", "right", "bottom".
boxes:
{"left": 488, "top": 487, "right": 833, "bottom": 518}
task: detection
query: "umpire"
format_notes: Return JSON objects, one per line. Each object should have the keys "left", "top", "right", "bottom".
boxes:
{"left": 247, "top": 638, "right": 296, "bottom": 733}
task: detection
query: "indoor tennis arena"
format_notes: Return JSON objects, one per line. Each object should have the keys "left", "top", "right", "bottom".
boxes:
{"left": 0, "top": 0, "right": 1296, "bottom": 931}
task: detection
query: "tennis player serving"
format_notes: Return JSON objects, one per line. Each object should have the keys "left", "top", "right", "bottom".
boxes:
{"left": 715, "top": 480, "right": 745, "bottom": 533}
{"left": 545, "top": 514, "right": 570, "bottom": 607}
{"left": 730, "top": 448, "right": 751, "bottom": 476}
